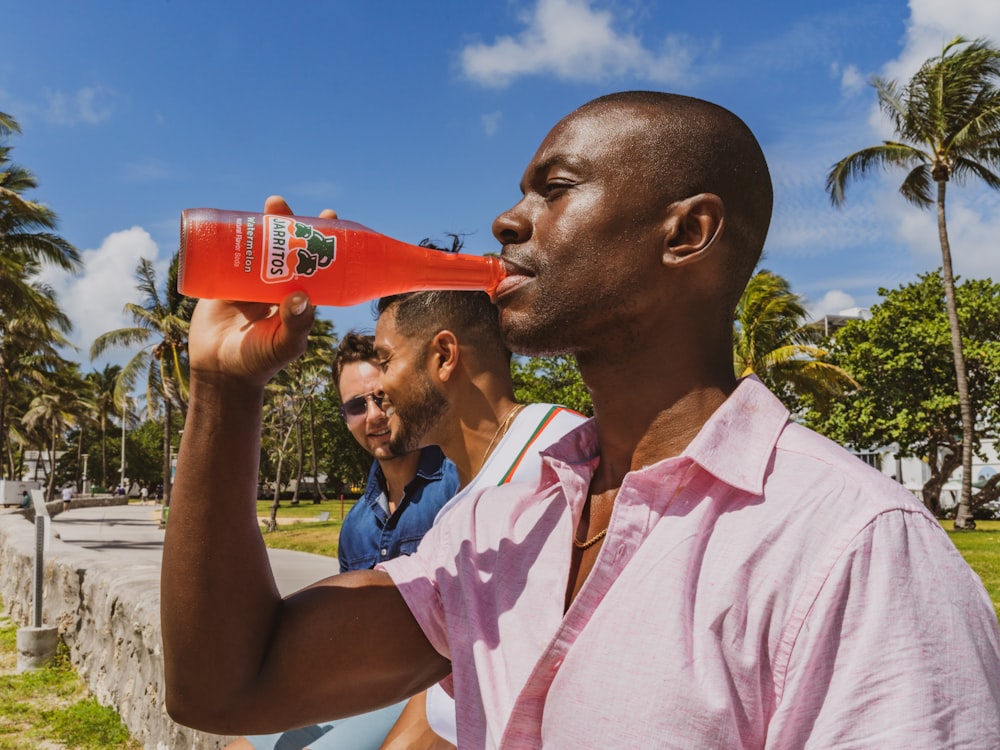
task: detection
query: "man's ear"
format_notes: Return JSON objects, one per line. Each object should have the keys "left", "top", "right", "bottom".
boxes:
{"left": 661, "top": 193, "right": 724, "bottom": 267}
{"left": 428, "top": 330, "right": 460, "bottom": 382}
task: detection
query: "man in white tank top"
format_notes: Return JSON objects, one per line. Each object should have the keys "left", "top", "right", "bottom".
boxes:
{"left": 371, "top": 288, "right": 587, "bottom": 749}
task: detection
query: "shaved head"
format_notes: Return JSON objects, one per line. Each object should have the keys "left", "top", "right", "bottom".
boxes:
{"left": 577, "top": 91, "right": 773, "bottom": 307}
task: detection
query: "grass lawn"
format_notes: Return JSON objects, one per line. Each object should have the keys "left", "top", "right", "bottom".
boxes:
{"left": 944, "top": 520, "right": 1000, "bottom": 619}
{"left": 0, "top": 607, "right": 139, "bottom": 749}
{"left": 254, "top": 498, "right": 354, "bottom": 558}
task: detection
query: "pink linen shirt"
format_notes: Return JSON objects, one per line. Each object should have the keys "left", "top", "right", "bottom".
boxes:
{"left": 381, "top": 377, "right": 1000, "bottom": 749}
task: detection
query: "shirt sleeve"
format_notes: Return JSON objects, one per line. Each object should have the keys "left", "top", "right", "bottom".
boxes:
{"left": 377, "top": 516, "right": 454, "bottom": 661}
{"left": 767, "top": 509, "right": 1000, "bottom": 749}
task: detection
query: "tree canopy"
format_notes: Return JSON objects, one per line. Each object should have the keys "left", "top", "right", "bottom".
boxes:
{"left": 826, "top": 36, "right": 1000, "bottom": 527}
{"left": 805, "top": 271, "right": 1000, "bottom": 515}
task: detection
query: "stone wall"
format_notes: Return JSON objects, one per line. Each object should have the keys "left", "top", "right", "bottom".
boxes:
{"left": 0, "top": 508, "right": 236, "bottom": 749}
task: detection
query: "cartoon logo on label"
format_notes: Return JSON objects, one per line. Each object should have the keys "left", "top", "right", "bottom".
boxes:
{"left": 262, "top": 216, "right": 337, "bottom": 283}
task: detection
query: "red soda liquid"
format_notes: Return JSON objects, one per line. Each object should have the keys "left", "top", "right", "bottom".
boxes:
{"left": 177, "top": 209, "right": 506, "bottom": 306}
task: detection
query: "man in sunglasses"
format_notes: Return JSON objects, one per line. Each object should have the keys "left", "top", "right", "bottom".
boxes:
{"left": 230, "top": 332, "right": 460, "bottom": 750}
{"left": 332, "top": 332, "right": 459, "bottom": 574}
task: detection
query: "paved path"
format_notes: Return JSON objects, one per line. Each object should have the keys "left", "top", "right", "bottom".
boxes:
{"left": 49, "top": 503, "right": 339, "bottom": 595}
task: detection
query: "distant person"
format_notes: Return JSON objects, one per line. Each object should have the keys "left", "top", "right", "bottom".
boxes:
{"left": 19, "top": 490, "right": 31, "bottom": 509}
{"left": 230, "top": 332, "right": 460, "bottom": 750}
{"left": 163, "top": 92, "right": 1000, "bottom": 748}
{"left": 61, "top": 485, "right": 72, "bottom": 512}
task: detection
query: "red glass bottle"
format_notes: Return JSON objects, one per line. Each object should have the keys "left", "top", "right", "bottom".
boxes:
{"left": 177, "top": 209, "right": 506, "bottom": 306}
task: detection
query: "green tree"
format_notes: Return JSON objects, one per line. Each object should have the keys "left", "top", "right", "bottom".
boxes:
{"left": 260, "top": 319, "right": 337, "bottom": 528}
{"left": 85, "top": 364, "right": 122, "bottom": 488}
{"left": 805, "top": 272, "right": 1000, "bottom": 517}
{"left": 0, "top": 110, "right": 80, "bottom": 478}
{"left": 90, "top": 255, "right": 194, "bottom": 511}
{"left": 826, "top": 37, "right": 1000, "bottom": 528}
{"left": 512, "top": 355, "right": 593, "bottom": 416}
{"left": 315, "top": 386, "right": 369, "bottom": 495}
{"left": 21, "top": 365, "right": 94, "bottom": 502}
{"left": 734, "top": 270, "right": 856, "bottom": 414}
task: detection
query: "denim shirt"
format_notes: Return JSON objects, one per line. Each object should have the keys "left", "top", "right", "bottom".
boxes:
{"left": 338, "top": 445, "right": 459, "bottom": 572}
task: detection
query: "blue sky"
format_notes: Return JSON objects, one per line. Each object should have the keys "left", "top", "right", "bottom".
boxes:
{"left": 4, "top": 0, "right": 1000, "bottom": 371}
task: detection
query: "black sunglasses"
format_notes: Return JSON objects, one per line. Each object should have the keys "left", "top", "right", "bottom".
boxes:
{"left": 340, "top": 391, "right": 386, "bottom": 422}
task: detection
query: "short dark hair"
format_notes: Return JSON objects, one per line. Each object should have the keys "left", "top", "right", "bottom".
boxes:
{"left": 332, "top": 331, "right": 377, "bottom": 390}
{"left": 377, "top": 290, "right": 510, "bottom": 364}
{"left": 376, "top": 239, "right": 510, "bottom": 363}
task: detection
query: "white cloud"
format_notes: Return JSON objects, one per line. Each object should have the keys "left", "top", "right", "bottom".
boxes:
{"left": 37, "top": 227, "right": 163, "bottom": 368}
{"left": 807, "top": 289, "right": 857, "bottom": 319}
{"left": 890, "top": 189, "right": 1000, "bottom": 282}
{"left": 838, "top": 63, "right": 866, "bottom": 96}
{"left": 460, "top": 0, "right": 692, "bottom": 88}
{"left": 885, "top": 0, "right": 1000, "bottom": 83}
{"left": 42, "top": 85, "right": 115, "bottom": 126}
{"left": 481, "top": 110, "right": 503, "bottom": 137}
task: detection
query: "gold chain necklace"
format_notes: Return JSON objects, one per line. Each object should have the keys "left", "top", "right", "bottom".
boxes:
{"left": 573, "top": 526, "right": 608, "bottom": 550}
{"left": 482, "top": 403, "right": 525, "bottom": 461}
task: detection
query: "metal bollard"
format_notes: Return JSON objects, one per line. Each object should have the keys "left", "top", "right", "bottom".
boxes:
{"left": 17, "top": 492, "right": 57, "bottom": 671}
{"left": 33, "top": 518, "right": 44, "bottom": 628}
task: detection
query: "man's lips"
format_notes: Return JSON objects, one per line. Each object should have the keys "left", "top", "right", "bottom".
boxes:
{"left": 495, "top": 256, "right": 534, "bottom": 300}
{"left": 368, "top": 427, "right": 391, "bottom": 443}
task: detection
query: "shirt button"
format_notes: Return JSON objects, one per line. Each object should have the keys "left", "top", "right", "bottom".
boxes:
{"left": 381, "top": 548, "right": 388, "bottom": 557}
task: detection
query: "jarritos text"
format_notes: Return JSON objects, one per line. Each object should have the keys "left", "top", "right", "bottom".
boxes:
{"left": 262, "top": 216, "right": 337, "bottom": 283}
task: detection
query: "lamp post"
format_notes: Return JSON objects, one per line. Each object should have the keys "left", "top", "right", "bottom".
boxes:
{"left": 119, "top": 397, "right": 130, "bottom": 493}
{"left": 81, "top": 453, "right": 89, "bottom": 495}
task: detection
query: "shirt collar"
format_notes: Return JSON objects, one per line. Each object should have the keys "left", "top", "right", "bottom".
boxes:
{"left": 542, "top": 376, "right": 788, "bottom": 496}
{"left": 683, "top": 375, "right": 788, "bottom": 495}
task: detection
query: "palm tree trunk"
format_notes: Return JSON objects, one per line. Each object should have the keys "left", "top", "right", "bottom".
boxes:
{"left": 161, "top": 399, "right": 172, "bottom": 527}
{"left": 936, "top": 181, "right": 976, "bottom": 530}
{"left": 76, "top": 427, "right": 83, "bottom": 492}
{"left": 0, "top": 385, "right": 8, "bottom": 478}
{"left": 46, "top": 423, "right": 58, "bottom": 504}
{"left": 100, "top": 414, "right": 108, "bottom": 489}
{"left": 308, "top": 398, "right": 326, "bottom": 503}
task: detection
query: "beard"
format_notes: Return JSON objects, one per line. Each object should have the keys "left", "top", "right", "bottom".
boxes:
{"left": 388, "top": 370, "right": 449, "bottom": 455}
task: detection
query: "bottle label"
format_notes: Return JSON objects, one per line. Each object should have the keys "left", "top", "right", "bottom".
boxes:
{"left": 262, "top": 215, "right": 338, "bottom": 284}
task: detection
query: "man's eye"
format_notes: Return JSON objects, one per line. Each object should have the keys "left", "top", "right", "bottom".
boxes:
{"left": 544, "top": 180, "right": 572, "bottom": 197}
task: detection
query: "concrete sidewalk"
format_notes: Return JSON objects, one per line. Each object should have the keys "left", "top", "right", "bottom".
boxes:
{"left": 49, "top": 503, "right": 339, "bottom": 595}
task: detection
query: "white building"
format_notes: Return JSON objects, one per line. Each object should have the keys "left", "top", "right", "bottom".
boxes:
{"left": 854, "top": 438, "right": 1000, "bottom": 511}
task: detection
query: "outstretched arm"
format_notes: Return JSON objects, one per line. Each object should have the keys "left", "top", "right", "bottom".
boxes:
{"left": 161, "top": 198, "right": 449, "bottom": 736}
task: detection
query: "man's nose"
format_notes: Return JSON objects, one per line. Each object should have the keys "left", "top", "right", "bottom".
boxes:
{"left": 492, "top": 200, "right": 531, "bottom": 245}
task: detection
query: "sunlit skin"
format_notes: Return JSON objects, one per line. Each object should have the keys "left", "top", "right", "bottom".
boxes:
{"left": 338, "top": 360, "right": 394, "bottom": 459}
{"left": 372, "top": 309, "right": 449, "bottom": 460}
{"left": 492, "top": 102, "right": 738, "bottom": 604}
{"left": 337, "top": 359, "right": 421, "bottom": 512}
{"left": 374, "top": 305, "right": 518, "bottom": 489}
{"left": 161, "top": 96, "right": 751, "bottom": 736}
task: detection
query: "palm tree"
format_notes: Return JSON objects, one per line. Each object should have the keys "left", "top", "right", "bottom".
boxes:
{"left": 86, "top": 364, "right": 123, "bottom": 489}
{"left": 21, "top": 369, "right": 93, "bottom": 503}
{"left": 0, "top": 111, "right": 80, "bottom": 477}
{"left": 734, "top": 270, "right": 856, "bottom": 413}
{"left": 0, "top": 285, "right": 72, "bottom": 478}
{"left": 826, "top": 36, "right": 1000, "bottom": 528}
{"left": 90, "top": 255, "right": 195, "bottom": 513}
{"left": 0, "top": 111, "right": 81, "bottom": 282}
